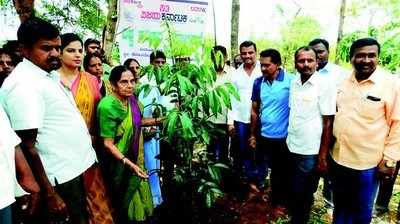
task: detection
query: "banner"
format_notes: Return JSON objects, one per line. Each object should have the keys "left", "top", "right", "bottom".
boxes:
{"left": 118, "top": 0, "right": 209, "bottom": 65}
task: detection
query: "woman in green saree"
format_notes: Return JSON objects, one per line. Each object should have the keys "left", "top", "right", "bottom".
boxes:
{"left": 97, "top": 65, "right": 161, "bottom": 223}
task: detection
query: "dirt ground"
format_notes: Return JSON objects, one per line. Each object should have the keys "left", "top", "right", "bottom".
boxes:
{"left": 212, "top": 176, "right": 400, "bottom": 224}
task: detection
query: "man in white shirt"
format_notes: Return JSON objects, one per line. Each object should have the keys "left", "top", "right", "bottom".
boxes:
{"left": 0, "top": 17, "right": 98, "bottom": 223}
{"left": 0, "top": 104, "right": 39, "bottom": 224}
{"left": 309, "top": 38, "right": 350, "bottom": 87}
{"left": 308, "top": 38, "right": 350, "bottom": 210}
{"left": 228, "top": 41, "right": 262, "bottom": 190}
{"left": 208, "top": 45, "right": 232, "bottom": 163}
{"left": 286, "top": 46, "right": 336, "bottom": 224}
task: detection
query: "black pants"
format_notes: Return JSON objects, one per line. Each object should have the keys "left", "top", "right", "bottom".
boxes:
{"left": 54, "top": 175, "right": 88, "bottom": 224}
{"left": 258, "top": 136, "right": 290, "bottom": 206}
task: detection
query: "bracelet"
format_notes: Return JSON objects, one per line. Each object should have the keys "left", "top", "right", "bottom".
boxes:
{"left": 120, "top": 156, "right": 126, "bottom": 165}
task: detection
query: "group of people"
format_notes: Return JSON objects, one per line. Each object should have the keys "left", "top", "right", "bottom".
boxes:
{"left": 206, "top": 38, "right": 400, "bottom": 224}
{"left": 0, "top": 17, "right": 166, "bottom": 224}
{"left": 0, "top": 15, "right": 399, "bottom": 224}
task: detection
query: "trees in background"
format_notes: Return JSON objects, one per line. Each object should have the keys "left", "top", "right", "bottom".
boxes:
{"left": 230, "top": 0, "right": 240, "bottom": 62}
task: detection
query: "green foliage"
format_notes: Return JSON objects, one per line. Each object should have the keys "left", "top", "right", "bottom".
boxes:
{"left": 37, "top": 0, "right": 106, "bottom": 37}
{"left": 279, "top": 16, "right": 321, "bottom": 73}
{"left": 336, "top": 29, "right": 400, "bottom": 73}
{"left": 139, "top": 23, "right": 239, "bottom": 208}
{"left": 336, "top": 31, "right": 366, "bottom": 63}
{"left": 340, "top": 0, "right": 400, "bottom": 72}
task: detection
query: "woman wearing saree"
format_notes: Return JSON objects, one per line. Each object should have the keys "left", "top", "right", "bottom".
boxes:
{"left": 84, "top": 53, "right": 113, "bottom": 97}
{"left": 58, "top": 33, "right": 114, "bottom": 224}
{"left": 97, "top": 65, "right": 161, "bottom": 223}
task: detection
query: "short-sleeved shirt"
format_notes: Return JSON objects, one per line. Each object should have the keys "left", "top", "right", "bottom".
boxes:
{"left": 318, "top": 62, "right": 351, "bottom": 88}
{"left": 0, "top": 59, "right": 96, "bottom": 185}
{"left": 286, "top": 72, "right": 336, "bottom": 155}
{"left": 251, "top": 69, "right": 293, "bottom": 138}
{"left": 228, "top": 62, "right": 262, "bottom": 124}
{"left": 332, "top": 69, "right": 400, "bottom": 170}
{"left": 0, "top": 105, "right": 26, "bottom": 209}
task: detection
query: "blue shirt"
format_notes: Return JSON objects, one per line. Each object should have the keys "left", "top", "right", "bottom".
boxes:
{"left": 251, "top": 69, "right": 293, "bottom": 138}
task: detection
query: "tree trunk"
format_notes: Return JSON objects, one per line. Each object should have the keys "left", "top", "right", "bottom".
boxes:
{"left": 335, "top": 0, "right": 346, "bottom": 63}
{"left": 103, "top": 0, "right": 118, "bottom": 65}
{"left": 12, "top": 0, "right": 35, "bottom": 22}
{"left": 230, "top": 0, "right": 240, "bottom": 62}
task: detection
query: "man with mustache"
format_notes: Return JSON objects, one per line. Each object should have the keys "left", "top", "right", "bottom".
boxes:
{"left": 249, "top": 49, "right": 293, "bottom": 217}
{"left": 308, "top": 38, "right": 350, "bottom": 213}
{"left": 287, "top": 46, "right": 336, "bottom": 224}
{"left": 309, "top": 38, "right": 349, "bottom": 87}
{"left": 329, "top": 38, "right": 400, "bottom": 223}
{"left": 0, "top": 49, "right": 17, "bottom": 87}
{"left": 0, "top": 17, "right": 99, "bottom": 223}
{"left": 228, "top": 41, "right": 262, "bottom": 191}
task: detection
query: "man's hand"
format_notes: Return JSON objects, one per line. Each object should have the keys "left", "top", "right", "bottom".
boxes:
{"left": 377, "top": 159, "right": 396, "bottom": 182}
{"left": 228, "top": 124, "right": 235, "bottom": 137}
{"left": 45, "top": 191, "right": 69, "bottom": 222}
{"left": 248, "top": 136, "right": 257, "bottom": 150}
{"left": 316, "top": 154, "right": 328, "bottom": 174}
{"left": 16, "top": 192, "right": 40, "bottom": 218}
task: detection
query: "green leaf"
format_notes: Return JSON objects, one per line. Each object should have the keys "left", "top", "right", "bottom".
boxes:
{"left": 208, "top": 165, "right": 221, "bottom": 182}
{"left": 206, "top": 192, "right": 212, "bottom": 208}
{"left": 225, "top": 82, "right": 240, "bottom": 101}
{"left": 210, "top": 187, "right": 224, "bottom": 196}
{"left": 177, "top": 74, "right": 194, "bottom": 95}
{"left": 200, "top": 131, "right": 210, "bottom": 144}
{"left": 216, "top": 85, "right": 232, "bottom": 110}
{"left": 166, "top": 110, "right": 179, "bottom": 141}
{"left": 179, "top": 112, "right": 194, "bottom": 139}
{"left": 213, "top": 163, "right": 229, "bottom": 169}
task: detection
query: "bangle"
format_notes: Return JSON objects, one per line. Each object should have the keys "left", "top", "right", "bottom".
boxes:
{"left": 120, "top": 156, "right": 126, "bottom": 165}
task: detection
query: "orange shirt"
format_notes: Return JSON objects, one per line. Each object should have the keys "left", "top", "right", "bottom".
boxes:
{"left": 332, "top": 68, "right": 400, "bottom": 170}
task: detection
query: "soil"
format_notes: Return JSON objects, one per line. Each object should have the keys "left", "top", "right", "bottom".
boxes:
{"left": 206, "top": 177, "right": 400, "bottom": 224}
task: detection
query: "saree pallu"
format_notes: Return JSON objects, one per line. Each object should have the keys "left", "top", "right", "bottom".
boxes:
{"left": 98, "top": 95, "right": 153, "bottom": 222}
{"left": 72, "top": 72, "right": 114, "bottom": 223}
{"left": 73, "top": 71, "right": 101, "bottom": 132}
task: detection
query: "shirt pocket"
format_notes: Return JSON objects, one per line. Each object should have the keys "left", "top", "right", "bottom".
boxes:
{"left": 294, "top": 94, "right": 318, "bottom": 119}
{"left": 357, "top": 98, "right": 385, "bottom": 121}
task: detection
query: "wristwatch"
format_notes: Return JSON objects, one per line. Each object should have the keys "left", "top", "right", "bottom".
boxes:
{"left": 385, "top": 160, "right": 397, "bottom": 168}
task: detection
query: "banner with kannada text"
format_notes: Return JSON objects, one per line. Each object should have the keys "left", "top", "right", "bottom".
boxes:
{"left": 118, "top": 0, "right": 209, "bottom": 65}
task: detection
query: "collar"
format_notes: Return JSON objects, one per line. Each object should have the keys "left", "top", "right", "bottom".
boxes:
{"left": 262, "top": 68, "right": 284, "bottom": 82}
{"left": 295, "top": 71, "right": 319, "bottom": 86}
{"left": 349, "top": 67, "right": 381, "bottom": 84}
{"left": 22, "top": 58, "right": 55, "bottom": 78}
{"left": 238, "top": 61, "right": 261, "bottom": 74}
{"left": 319, "top": 62, "right": 332, "bottom": 74}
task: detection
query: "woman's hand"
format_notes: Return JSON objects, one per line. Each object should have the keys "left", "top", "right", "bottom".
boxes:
{"left": 125, "top": 159, "right": 148, "bottom": 178}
